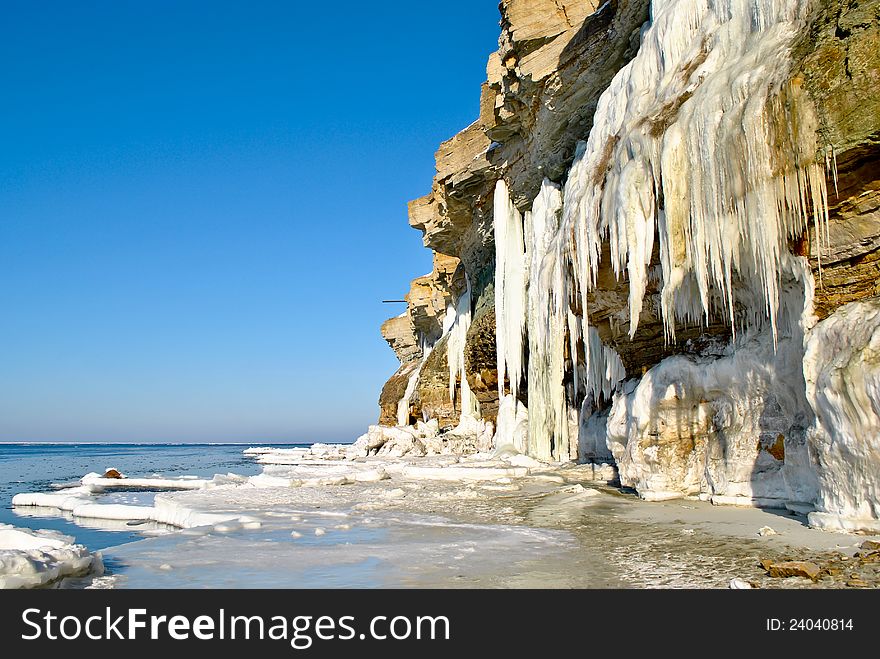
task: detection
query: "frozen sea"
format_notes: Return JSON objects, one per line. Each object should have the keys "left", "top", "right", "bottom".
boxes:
{"left": 5, "top": 442, "right": 864, "bottom": 589}
{"left": 0, "top": 442, "right": 306, "bottom": 551}
{"left": 0, "top": 443, "right": 606, "bottom": 588}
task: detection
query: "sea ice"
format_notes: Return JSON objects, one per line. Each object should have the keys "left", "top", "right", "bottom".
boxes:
{"left": 81, "top": 472, "right": 213, "bottom": 491}
{"left": 0, "top": 524, "right": 101, "bottom": 589}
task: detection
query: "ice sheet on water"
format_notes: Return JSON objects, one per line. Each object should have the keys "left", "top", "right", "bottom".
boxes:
{"left": 99, "top": 510, "right": 575, "bottom": 589}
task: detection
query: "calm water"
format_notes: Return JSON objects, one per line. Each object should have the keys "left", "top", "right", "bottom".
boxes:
{"left": 0, "top": 443, "right": 306, "bottom": 551}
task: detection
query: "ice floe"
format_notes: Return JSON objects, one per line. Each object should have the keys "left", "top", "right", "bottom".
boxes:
{"left": 0, "top": 524, "right": 101, "bottom": 589}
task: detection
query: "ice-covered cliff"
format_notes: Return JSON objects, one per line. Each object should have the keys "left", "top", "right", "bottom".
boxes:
{"left": 378, "top": 0, "right": 880, "bottom": 532}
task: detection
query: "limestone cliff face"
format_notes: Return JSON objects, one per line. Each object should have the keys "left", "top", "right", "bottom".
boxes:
{"left": 377, "top": 0, "right": 880, "bottom": 529}
{"left": 485, "top": 0, "right": 651, "bottom": 205}
{"left": 381, "top": 0, "right": 654, "bottom": 429}
{"left": 795, "top": 0, "right": 880, "bottom": 317}
{"left": 378, "top": 253, "right": 463, "bottom": 425}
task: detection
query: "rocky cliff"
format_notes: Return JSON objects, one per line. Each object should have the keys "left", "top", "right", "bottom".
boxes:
{"left": 376, "top": 0, "right": 880, "bottom": 533}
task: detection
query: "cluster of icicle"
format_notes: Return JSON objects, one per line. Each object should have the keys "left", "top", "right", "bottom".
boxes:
{"left": 496, "top": 179, "right": 627, "bottom": 460}
{"left": 493, "top": 0, "right": 830, "bottom": 460}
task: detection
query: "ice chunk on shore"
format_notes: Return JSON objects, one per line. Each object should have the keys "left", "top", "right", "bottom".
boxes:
{"left": 729, "top": 578, "right": 753, "bottom": 590}
{"left": 12, "top": 487, "right": 93, "bottom": 511}
{"left": 252, "top": 443, "right": 356, "bottom": 464}
{"left": 504, "top": 453, "right": 543, "bottom": 469}
{"left": 0, "top": 524, "right": 101, "bottom": 589}
{"left": 353, "top": 468, "right": 390, "bottom": 482}
{"left": 247, "top": 474, "right": 303, "bottom": 488}
{"left": 13, "top": 485, "right": 244, "bottom": 530}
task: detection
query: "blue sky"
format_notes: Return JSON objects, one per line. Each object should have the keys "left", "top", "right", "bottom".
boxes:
{"left": 0, "top": 1, "right": 501, "bottom": 442}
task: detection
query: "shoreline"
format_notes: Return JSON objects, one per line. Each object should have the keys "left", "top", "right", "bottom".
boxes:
{"left": 8, "top": 443, "right": 879, "bottom": 589}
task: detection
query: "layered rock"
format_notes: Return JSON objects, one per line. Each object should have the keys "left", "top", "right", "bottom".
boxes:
{"left": 378, "top": 253, "right": 464, "bottom": 425}
{"left": 378, "top": 359, "right": 420, "bottom": 427}
{"left": 485, "top": 0, "right": 651, "bottom": 204}
{"left": 464, "top": 304, "right": 501, "bottom": 424}
{"left": 379, "top": 0, "right": 654, "bottom": 430}
{"left": 380, "top": 314, "right": 419, "bottom": 366}
{"left": 795, "top": 0, "right": 880, "bottom": 318}
{"left": 416, "top": 335, "right": 457, "bottom": 429}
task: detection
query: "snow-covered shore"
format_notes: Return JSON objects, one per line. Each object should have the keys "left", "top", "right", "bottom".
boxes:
{"left": 9, "top": 439, "right": 880, "bottom": 589}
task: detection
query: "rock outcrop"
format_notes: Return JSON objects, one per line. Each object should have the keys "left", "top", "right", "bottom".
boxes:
{"left": 376, "top": 0, "right": 880, "bottom": 531}
{"left": 381, "top": 0, "right": 654, "bottom": 430}
{"left": 485, "top": 0, "right": 651, "bottom": 205}
{"left": 795, "top": 0, "right": 880, "bottom": 318}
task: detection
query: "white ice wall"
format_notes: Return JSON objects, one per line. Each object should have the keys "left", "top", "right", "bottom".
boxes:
{"left": 490, "top": 0, "right": 835, "bottom": 483}
{"left": 805, "top": 299, "right": 880, "bottom": 533}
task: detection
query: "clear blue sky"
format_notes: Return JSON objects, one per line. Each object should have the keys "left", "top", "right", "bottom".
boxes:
{"left": 0, "top": 1, "right": 500, "bottom": 443}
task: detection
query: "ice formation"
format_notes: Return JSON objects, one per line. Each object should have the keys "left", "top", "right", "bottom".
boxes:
{"left": 494, "top": 180, "right": 527, "bottom": 401}
{"left": 0, "top": 524, "right": 100, "bottom": 589}
{"left": 523, "top": 178, "right": 570, "bottom": 461}
{"left": 489, "top": 0, "right": 834, "bottom": 469}
{"left": 80, "top": 472, "right": 213, "bottom": 491}
{"left": 580, "top": 327, "right": 626, "bottom": 404}
{"left": 493, "top": 393, "right": 528, "bottom": 452}
{"left": 804, "top": 300, "right": 880, "bottom": 533}
{"left": 12, "top": 487, "right": 244, "bottom": 529}
{"left": 242, "top": 447, "right": 275, "bottom": 455}
{"left": 12, "top": 472, "right": 259, "bottom": 530}
{"left": 605, "top": 257, "right": 820, "bottom": 504}
{"left": 397, "top": 333, "right": 436, "bottom": 426}
{"left": 397, "top": 361, "right": 424, "bottom": 426}
{"left": 558, "top": 0, "right": 828, "bottom": 344}
{"left": 498, "top": 176, "right": 628, "bottom": 460}
{"left": 446, "top": 277, "right": 478, "bottom": 418}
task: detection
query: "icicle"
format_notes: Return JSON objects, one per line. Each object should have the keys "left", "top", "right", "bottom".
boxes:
{"left": 493, "top": 180, "right": 527, "bottom": 401}
{"left": 446, "top": 276, "right": 478, "bottom": 418}
{"left": 396, "top": 366, "right": 421, "bottom": 426}
{"left": 557, "top": 0, "right": 828, "bottom": 348}
{"left": 524, "top": 179, "right": 568, "bottom": 461}
{"left": 396, "top": 334, "right": 434, "bottom": 427}
{"left": 507, "top": 0, "right": 834, "bottom": 461}
{"left": 583, "top": 326, "right": 626, "bottom": 403}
